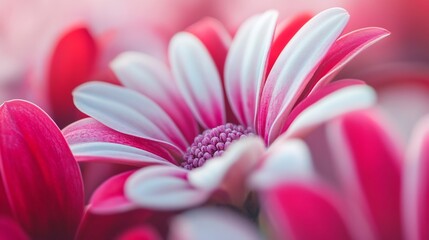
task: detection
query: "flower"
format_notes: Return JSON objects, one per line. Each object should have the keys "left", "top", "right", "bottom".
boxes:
{"left": 64, "top": 7, "right": 387, "bottom": 211}
{"left": 260, "top": 109, "right": 429, "bottom": 240}
{"left": 0, "top": 100, "right": 84, "bottom": 239}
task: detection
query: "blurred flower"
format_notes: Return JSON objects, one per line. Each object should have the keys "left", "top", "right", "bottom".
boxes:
{"left": 0, "top": 100, "right": 84, "bottom": 239}
{"left": 64, "top": 7, "right": 385, "bottom": 213}
{"left": 260, "top": 109, "right": 429, "bottom": 240}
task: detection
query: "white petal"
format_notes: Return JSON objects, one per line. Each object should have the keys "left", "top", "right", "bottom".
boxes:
{"left": 259, "top": 8, "right": 350, "bottom": 143}
{"left": 73, "top": 81, "right": 187, "bottom": 151}
{"left": 125, "top": 166, "right": 210, "bottom": 210}
{"left": 280, "top": 84, "right": 376, "bottom": 140}
{"left": 250, "top": 139, "right": 314, "bottom": 189}
{"left": 70, "top": 142, "right": 176, "bottom": 166}
{"left": 169, "top": 207, "right": 261, "bottom": 240}
{"left": 170, "top": 32, "right": 225, "bottom": 128}
{"left": 225, "top": 10, "right": 278, "bottom": 127}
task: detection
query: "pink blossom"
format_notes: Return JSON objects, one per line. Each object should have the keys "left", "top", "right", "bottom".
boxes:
{"left": 64, "top": 8, "right": 386, "bottom": 212}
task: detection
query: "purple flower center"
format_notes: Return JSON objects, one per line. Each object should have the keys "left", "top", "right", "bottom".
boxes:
{"left": 181, "top": 123, "right": 254, "bottom": 170}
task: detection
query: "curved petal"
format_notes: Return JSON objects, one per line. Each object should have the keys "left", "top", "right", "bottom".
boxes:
{"left": 125, "top": 166, "right": 210, "bottom": 210}
{"left": 303, "top": 27, "right": 390, "bottom": 97}
{"left": 0, "top": 217, "right": 29, "bottom": 240}
{"left": 111, "top": 52, "right": 198, "bottom": 143}
{"left": 262, "top": 183, "right": 353, "bottom": 240}
{"left": 257, "top": 8, "right": 350, "bottom": 143}
{"left": 0, "top": 100, "right": 84, "bottom": 239}
{"left": 188, "top": 137, "right": 265, "bottom": 206}
{"left": 327, "top": 109, "right": 403, "bottom": 240}
{"left": 63, "top": 118, "right": 178, "bottom": 161}
{"left": 89, "top": 171, "right": 139, "bottom": 214}
{"left": 170, "top": 32, "right": 225, "bottom": 128}
{"left": 277, "top": 82, "right": 376, "bottom": 142}
{"left": 225, "top": 10, "right": 278, "bottom": 127}
{"left": 118, "top": 226, "right": 161, "bottom": 240}
{"left": 250, "top": 139, "right": 313, "bottom": 190}
{"left": 73, "top": 81, "right": 187, "bottom": 151}
{"left": 403, "top": 115, "right": 429, "bottom": 240}
{"left": 48, "top": 26, "right": 97, "bottom": 128}
{"left": 169, "top": 207, "right": 261, "bottom": 240}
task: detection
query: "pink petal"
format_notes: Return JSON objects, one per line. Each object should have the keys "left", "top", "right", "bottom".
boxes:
{"left": 111, "top": 52, "right": 198, "bottom": 143}
{"left": 302, "top": 27, "right": 390, "bottom": 98}
{"left": 125, "top": 166, "right": 210, "bottom": 210}
{"left": 169, "top": 32, "right": 225, "bottom": 128}
{"left": 188, "top": 137, "right": 265, "bottom": 206}
{"left": 257, "top": 8, "right": 350, "bottom": 144}
{"left": 48, "top": 26, "right": 97, "bottom": 128}
{"left": 169, "top": 207, "right": 261, "bottom": 240}
{"left": 0, "top": 100, "right": 84, "bottom": 239}
{"left": 403, "top": 115, "right": 429, "bottom": 240}
{"left": 118, "top": 226, "right": 161, "bottom": 240}
{"left": 327, "top": 109, "right": 403, "bottom": 240}
{"left": 266, "top": 13, "right": 313, "bottom": 75}
{"left": 73, "top": 81, "right": 187, "bottom": 151}
{"left": 277, "top": 81, "right": 376, "bottom": 140}
{"left": 250, "top": 139, "right": 313, "bottom": 189}
{"left": 63, "top": 118, "right": 178, "bottom": 162}
{"left": 262, "top": 183, "right": 353, "bottom": 240}
{"left": 89, "top": 171, "right": 139, "bottom": 214}
{"left": 0, "top": 217, "right": 29, "bottom": 240}
{"left": 224, "top": 11, "right": 278, "bottom": 127}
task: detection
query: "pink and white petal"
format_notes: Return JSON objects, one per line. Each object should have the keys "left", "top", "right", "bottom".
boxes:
{"left": 327, "top": 109, "right": 403, "bottom": 240}
{"left": 258, "top": 8, "right": 350, "bottom": 143}
{"left": 188, "top": 137, "right": 265, "bottom": 206}
{"left": 169, "top": 32, "right": 225, "bottom": 128}
{"left": 250, "top": 139, "right": 313, "bottom": 190}
{"left": 0, "top": 100, "right": 84, "bottom": 239}
{"left": 63, "top": 118, "right": 178, "bottom": 161}
{"left": 277, "top": 83, "right": 376, "bottom": 142}
{"left": 403, "top": 115, "right": 429, "bottom": 240}
{"left": 262, "top": 183, "right": 353, "bottom": 240}
{"left": 70, "top": 142, "right": 176, "bottom": 166}
{"left": 186, "top": 17, "right": 231, "bottom": 75}
{"left": 225, "top": 11, "right": 278, "bottom": 127}
{"left": 169, "top": 207, "right": 261, "bottom": 240}
{"left": 118, "top": 226, "right": 161, "bottom": 240}
{"left": 0, "top": 217, "right": 29, "bottom": 240}
{"left": 48, "top": 26, "right": 97, "bottom": 128}
{"left": 89, "top": 171, "right": 139, "bottom": 214}
{"left": 125, "top": 166, "right": 210, "bottom": 210}
{"left": 266, "top": 13, "right": 313, "bottom": 74}
{"left": 304, "top": 27, "right": 390, "bottom": 97}
{"left": 73, "top": 81, "right": 187, "bottom": 151}
{"left": 111, "top": 52, "right": 198, "bottom": 143}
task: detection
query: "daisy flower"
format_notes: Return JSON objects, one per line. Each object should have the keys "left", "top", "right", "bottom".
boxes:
{"left": 64, "top": 7, "right": 388, "bottom": 211}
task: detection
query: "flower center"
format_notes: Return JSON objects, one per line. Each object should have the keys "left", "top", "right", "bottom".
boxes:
{"left": 182, "top": 123, "right": 254, "bottom": 170}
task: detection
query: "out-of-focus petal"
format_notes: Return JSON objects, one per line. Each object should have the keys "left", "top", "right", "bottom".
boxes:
{"left": 278, "top": 81, "right": 376, "bottom": 139}
{"left": 111, "top": 52, "right": 198, "bottom": 143}
{"left": 262, "top": 183, "right": 353, "bottom": 240}
{"left": 48, "top": 26, "right": 97, "bottom": 128}
{"left": 403, "top": 115, "right": 429, "bottom": 240}
{"left": 118, "top": 226, "right": 161, "bottom": 240}
{"left": 327, "top": 109, "right": 403, "bottom": 240}
{"left": 188, "top": 137, "right": 265, "bottom": 205}
{"left": 169, "top": 207, "right": 261, "bottom": 240}
{"left": 250, "top": 139, "right": 313, "bottom": 189}
{"left": 73, "top": 82, "right": 187, "bottom": 151}
{"left": 225, "top": 10, "right": 278, "bottom": 127}
{"left": 170, "top": 32, "right": 225, "bottom": 128}
{"left": 0, "top": 217, "right": 29, "bottom": 240}
{"left": 0, "top": 100, "right": 84, "bottom": 239}
{"left": 89, "top": 171, "right": 139, "bottom": 214}
{"left": 258, "top": 8, "right": 349, "bottom": 144}
{"left": 125, "top": 166, "right": 210, "bottom": 210}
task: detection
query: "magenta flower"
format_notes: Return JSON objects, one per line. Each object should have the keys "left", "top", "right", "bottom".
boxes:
{"left": 0, "top": 100, "right": 84, "bottom": 239}
{"left": 260, "top": 109, "right": 429, "bottom": 240}
{"left": 65, "top": 8, "right": 387, "bottom": 211}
